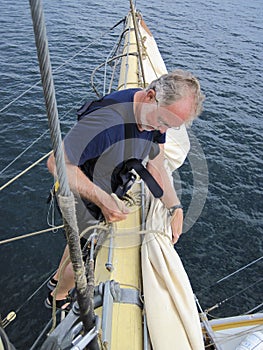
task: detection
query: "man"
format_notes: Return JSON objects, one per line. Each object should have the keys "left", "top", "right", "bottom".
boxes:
{"left": 46, "top": 70, "right": 204, "bottom": 308}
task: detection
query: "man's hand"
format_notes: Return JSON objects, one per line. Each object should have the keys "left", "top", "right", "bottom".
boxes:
{"left": 170, "top": 208, "right": 183, "bottom": 243}
{"left": 47, "top": 152, "right": 130, "bottom": 223}
{"left": 100, "top": 192, "right": 130, "bottom": 222}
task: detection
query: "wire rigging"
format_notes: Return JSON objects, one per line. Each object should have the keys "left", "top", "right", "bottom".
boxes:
{"left": 205, "top": 278, "right": 263, "bottom": 314}
{"left": 197, "top": 255, "right": 263, "bottom": 294}
{"left": 0, "top": 22, "right": 121, "bottom": 115}
{"left": 0, "top": 19, "right": 127, "bottom": 184}
{"left": 0, "top": 225, "right": 64, "bottom": 246}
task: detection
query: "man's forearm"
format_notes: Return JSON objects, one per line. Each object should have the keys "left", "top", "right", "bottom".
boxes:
{"left": 147, "top": 150, "right": 181, "bottom": 209}
{"left": 47, "top": 152, "right": 129, "bottom": 222}
{"left": 47, "top": 152, "right": 104, "bottom": 207}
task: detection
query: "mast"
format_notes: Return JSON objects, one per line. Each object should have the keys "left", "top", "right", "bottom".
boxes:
{"left": 129, "top": 0, "right": 146, "bottom": 88}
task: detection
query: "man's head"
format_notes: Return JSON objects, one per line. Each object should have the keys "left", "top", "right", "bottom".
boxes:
{"left": 135, "top": 70, "right": 205, "bottom": 133}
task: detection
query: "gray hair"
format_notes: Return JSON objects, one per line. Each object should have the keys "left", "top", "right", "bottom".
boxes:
{"left": 146, "top": 70, "right": 205, "bottom": 119}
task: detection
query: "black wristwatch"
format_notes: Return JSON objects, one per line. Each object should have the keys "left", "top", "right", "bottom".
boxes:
{"left": 168, "top": 204, "right": 183, "bottom": 216}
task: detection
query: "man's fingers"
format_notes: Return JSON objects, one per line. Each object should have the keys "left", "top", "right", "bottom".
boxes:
{"left": 111, "top": 193, "right": 130, "bottom": 214}
{"left": 172, "top": 233, "right": 180, "bottom": 244}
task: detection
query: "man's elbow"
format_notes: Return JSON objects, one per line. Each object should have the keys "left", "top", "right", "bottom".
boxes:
{"left": 147, "top": 161, "right": 163, "bottom": 188}
{"left": 47, "top": 153, "right": 56, "bottom": 176}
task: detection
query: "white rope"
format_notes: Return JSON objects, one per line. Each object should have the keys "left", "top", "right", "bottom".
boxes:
{"left": 0, "top": 130, "right": 49, "bottom": 175}
{"left": 0, "top": 95, "right": 88, "bottom": 178}
{"left": 0, "top": 225, "right": 64, "bottom": 245}
{"left": 0, "top": 150, "right": 52, "bottom": 191}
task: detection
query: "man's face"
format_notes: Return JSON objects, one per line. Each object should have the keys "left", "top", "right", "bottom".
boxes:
{"left": 139, "top": 94, "right": 195, "bottom": 133}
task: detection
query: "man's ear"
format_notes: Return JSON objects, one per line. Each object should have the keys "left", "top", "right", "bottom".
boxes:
{"left": 146, "top": 89, "right": 156, "bottom": 102}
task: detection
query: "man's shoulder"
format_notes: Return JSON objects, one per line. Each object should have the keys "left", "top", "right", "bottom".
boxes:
{"left": 80, "top": 105, "right": 124, "bottom": 125}
{"left": 106, "top": 88, "right": 141, "bottom": 103}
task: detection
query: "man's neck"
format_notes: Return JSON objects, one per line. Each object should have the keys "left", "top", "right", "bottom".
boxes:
{"left": 133, "top": 90, "right": 147, "bottom": 130}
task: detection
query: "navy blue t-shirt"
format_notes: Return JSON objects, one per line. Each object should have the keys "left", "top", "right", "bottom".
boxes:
{"left": 64, "top": 88, "right": 165, "bottom": 194}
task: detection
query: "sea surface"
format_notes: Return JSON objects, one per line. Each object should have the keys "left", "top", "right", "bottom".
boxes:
{"left": 0, "top": 0, "right": 262, "bottom": 349}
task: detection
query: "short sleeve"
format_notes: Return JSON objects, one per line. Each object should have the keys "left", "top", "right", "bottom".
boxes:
{"left": 64, "top": 109, "right": 124, "bottom": 166}
{"left": 152, "top": 130, "right": 166, "bottom": 144}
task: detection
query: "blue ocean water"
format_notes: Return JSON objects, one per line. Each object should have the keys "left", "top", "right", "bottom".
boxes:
{"left": 0, "top": 0, "right": 262, "bottom": 348}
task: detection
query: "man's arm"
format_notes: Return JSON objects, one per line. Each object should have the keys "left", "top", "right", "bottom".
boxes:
{"left": 47, "top": 152, "right": 129, "bottom": 222}
{"left": 147, "top": 145, "right": 183, "bottom": 243}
